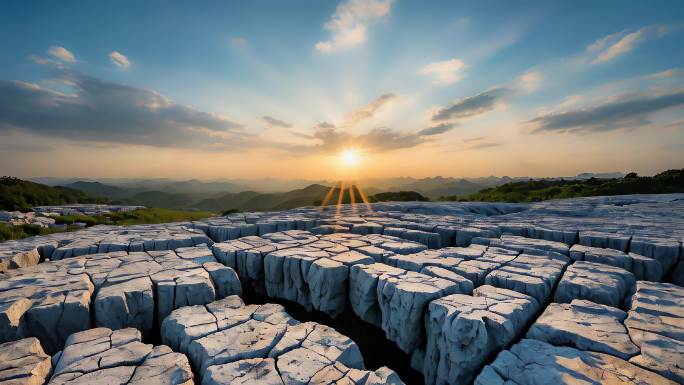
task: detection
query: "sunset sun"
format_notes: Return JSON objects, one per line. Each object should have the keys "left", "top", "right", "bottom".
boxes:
{"left": 340, "top": 149, "right": 361, "bottom": 167}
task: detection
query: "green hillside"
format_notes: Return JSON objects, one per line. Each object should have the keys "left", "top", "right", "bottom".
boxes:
{"left": 371, "top": 191, "right": 429, "bottom": 202}
{"left": 64, "top": 181, "right": 130, "bottom": 199}
{"left": 0, "top": 177, "right": 107, "bottom": 211}
{"left": 398, "top": 177, "right": 482, "bottom": 199}
{"left": 447, "top": 169, "right": 684, "bottom": 202}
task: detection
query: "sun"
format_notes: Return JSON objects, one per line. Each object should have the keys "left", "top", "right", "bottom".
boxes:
{"left": 340, "top": 149, "right": 361, "bottom": 167}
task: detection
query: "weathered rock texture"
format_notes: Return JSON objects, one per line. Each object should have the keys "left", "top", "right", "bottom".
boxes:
{"left": 48, "top": 327, "right": 193, "bottom": 384}
{"left": 526, "top": 299, "right": 639, "bottom": 359}
{"left": 624, "top": 281, "right": 684, "bottom": 383}
{"left": 555, "top": 261, "right": 635, "bottom": 307}
{"left": 475, "top": 338, "right": 676, "bottom": 385}
{"left": 0, "top": 246, "right": 240, "bottom": 353}
{"left": 0, "top": 337, "right": 52, "bottom": 385}
{"left": 423, "top": 285, "right": 539, "bottom": 385}
{"left": 161, "top": 296, "right": 404, "bottom": 384}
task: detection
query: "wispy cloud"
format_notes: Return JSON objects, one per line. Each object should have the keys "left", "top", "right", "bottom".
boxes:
{"left": 416, "top": 123, "right": 457, "bottom": 136}
{"left": 420, "top": 59, "right": 467, "bottom": 85}
{"left": 516, "top": 70, "right": 543, "bottom": 92}
{"left": 430, "top": 70, "right": 542, "bottom": 124}
{"left": 47, "top": 46, "right": 76, "bottom": 63}
{"left": 343, "top": 93, "right": 397, "bottom": 126}
{"left": 315, "top": 0, "right": 394, "bottom": 53}
{"left": 262, "top": 115, "right": 292, "bottom": 128}
{"left": 442, "top": 136, "right": 502, "bottom": 151}
{"left": 432, "top": 87, "right": 510, "bottom": 122}
{"left": 530, "top": 90, "right": 684, "bottom": 134}
{"left": 109, "top": 51, "right": 131, "bottom": 69}
{"left": 308, "top": 124, "right": 448, "bottom": 153}
{"left": 646, "top": 68, "right": 680, "bottom": 79}
{"left": 589, "top": 26, "right": 667, "bottom": 64}
{"left": 0, "top": 71, "right": 249, "bottom": 149}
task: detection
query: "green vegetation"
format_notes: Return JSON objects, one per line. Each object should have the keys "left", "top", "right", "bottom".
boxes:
{"left": 0, "top": 224, "right": 79, "bottom": 241}
{"left": 1, "top": 177, "right": 107, "bottom": 211}
{"left": 370, "top": 191, "right": 429, "bottom": 202}
{"left": 53, "top": 207, "right": 214, "bottom": 226}
{"left": 444, "top": 169, "right": 684, "bottom": 203}
{"left": 0, "top": 208, "right": 214, "bottom": 241}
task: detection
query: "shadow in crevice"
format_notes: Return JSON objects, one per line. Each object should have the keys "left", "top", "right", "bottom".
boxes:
{"left": 241, "top": 287, "right": 425, "bottom": 385}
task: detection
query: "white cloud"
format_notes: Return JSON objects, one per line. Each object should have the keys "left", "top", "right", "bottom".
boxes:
{"left": 47, "top": 46, "right": 76, "bottom": 63}
{"left": 315, "top": 0, "right": 394, "bottom": 53}
{"left": 646, "top": 68, "right": 680, "bottom": 79}
{"left": 420, "top": 59, "right": 466, "bottom": 85}
{"left": 517, "top": 70, "right": 543, "bottom": 92}
{"left": 590, "top": 26, "right": 667, "bottom": 64}
{"left": 343, "top": 93, "right": 397, "bottom": 126}
{"left": 109, "top": 51, "right": 131, "bottom": 69}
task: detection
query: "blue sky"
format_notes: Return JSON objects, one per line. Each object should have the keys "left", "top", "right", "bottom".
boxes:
{"left": 1, "top": 0, "right": 683, "bottom": 179}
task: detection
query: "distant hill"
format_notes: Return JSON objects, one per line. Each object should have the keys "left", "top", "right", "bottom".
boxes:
{"left": 62, "top": 181, "right": 129, "bottom": 199}
{"left": 397, "top": 177, "right": 483, "bottom": 199}
{"left": 449, "top": 169, "right": 684, "bottom": 202}
{"left": 117, "top": 191, "right": 197, "bottom": 209}
{"left": 371, "top": 191, "right": 429, "bottom": 202}
{"left": 0, "top": 177, "right": 107, "bottom": 211}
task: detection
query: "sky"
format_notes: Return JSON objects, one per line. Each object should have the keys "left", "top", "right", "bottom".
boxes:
{"left": 1, "top": 0, "right": 683, "bottom": 180}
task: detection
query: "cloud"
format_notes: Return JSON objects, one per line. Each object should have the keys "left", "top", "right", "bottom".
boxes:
{"left": 517, "top": 70, "right": 543, "bottom": 92}
{"left": 315, "top": 0, "right": 394, "bottom": 53}
{"left": 0, "top": 140, "right": 54, "bottom": 152}
{"left": 47, "top": 46, "right": 76, "bottom": 63}
{"left": 589, "top": 26, "right": 667, "bottom": 64}
{"left": 307, "top": 121, "right": 455, "bottom": 153}
{"left": 466, "top": 140, "right": 502, "bottom": 149}
{"left": 431, "top": 87, "right": 510, "bottom": 122}
{"left": 262, "top": 115, "right": 292, "bottom": 128}
{"left": 416, "top": 123, "right": 457, "bottom": 136}
{"left": 343, "top": 93, "right": 397, "bottom": 126}
{"left": 420, "top": 59, "right": 467, "bottom": 85}
{"left": 530, "top": 90, "right": 684, "bottom": 134}
{"left": 0, "top": 71, "right": 249, "bottom": 149}
{"left": 109, "top": 51, "right": 131, "bottom": 69}
{"left": 442, "top": 136, "right": 502, "bottom": 152}
{"left": 646, "top": 68, "right": 680, "bottom": 79}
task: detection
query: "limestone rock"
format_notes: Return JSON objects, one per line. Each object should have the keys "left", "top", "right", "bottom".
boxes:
{"left": 555, "top": 261, "right": 635, "bottom": 307}
{"left": 48, "top": 327, "right": 193, "bottom": 384}
{"left": 475, "top": 338, "right": 676, "bottom": 385}
{"left": 485, "top": 253, "right": 569, "bottom": 304}
{"left": 625, "top": 281, "right": 684, "bottom": 383}
{"left": 423, "top": 285, "right": 539, "bottom": 385}
{"left": 160, "top": 297, "right": 402, "bottom": 384}
{"left": 526, "top": 299, "right": 639, "bottom": 359}
{"left": 377, "top": 269, "right": 460, "bottom": 353}
{"left": 0, "top": 337, "right": 52, "bottom": 385}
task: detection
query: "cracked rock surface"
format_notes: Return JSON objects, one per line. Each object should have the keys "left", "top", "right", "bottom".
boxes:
{"left": 624, "top": 281, "right": 684, "bottom": 383}
{"left": 555, "top": 261, "right": 635, "bottom": 307}
{"left": 161, "top": 295, "right": 404, "bottom": 384}
{"left": 526, "top": 299, "right": 639, "bottom": 359}
{"left": 423, "top": 285, "right": 539, "bottom": 385}
{"left": 0, "top": 337, "right": 51, "bottom": 385}
{"left": 0, "top": 246, "right": 240, "bottom": 353}
{"left": 475, "top": 338, "right": 677, "bottom": 385}
{"left": 48, "top": 327, "right": 193, "bottom": 385}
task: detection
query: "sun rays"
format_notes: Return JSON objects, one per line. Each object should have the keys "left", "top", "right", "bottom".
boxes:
{"left": 318, "top": 148, "right": 373, "bottom": 215}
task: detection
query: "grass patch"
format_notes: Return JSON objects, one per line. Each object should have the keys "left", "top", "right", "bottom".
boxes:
{"left": 3, "top": 208, "right": 214, "bottom": 241}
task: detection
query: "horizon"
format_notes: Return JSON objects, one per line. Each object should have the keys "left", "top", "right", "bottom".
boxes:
{"left": 23, "top": 171, "right": 634, "bottom": 184}
{"left": 1, "top": 1, "right": 683, "bottom": 180}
